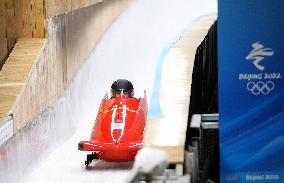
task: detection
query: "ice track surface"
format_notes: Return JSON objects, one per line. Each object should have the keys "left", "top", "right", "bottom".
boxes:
{"left": 14, "top": 0, "right": 217, "bottom": 182}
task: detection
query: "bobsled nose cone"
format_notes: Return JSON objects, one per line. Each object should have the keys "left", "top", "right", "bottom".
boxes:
{"left": 78, "top": 142, "right": 84, "bottom": 151}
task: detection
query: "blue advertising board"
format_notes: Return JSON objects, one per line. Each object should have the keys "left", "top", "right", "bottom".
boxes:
{"left": 218, "top": 1, "right": 284, "bottom": 182}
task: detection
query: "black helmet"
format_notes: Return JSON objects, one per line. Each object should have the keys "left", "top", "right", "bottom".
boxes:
{"left": 111, "top": 79, "right": 134, "bottom": 98}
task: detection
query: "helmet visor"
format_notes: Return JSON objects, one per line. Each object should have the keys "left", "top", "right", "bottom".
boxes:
{"left": 111, "top": 89, "right": 134, "bottom": 98}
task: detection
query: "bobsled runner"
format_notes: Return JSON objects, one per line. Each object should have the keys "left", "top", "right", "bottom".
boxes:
{"left": 78, "top": 79, "right": 147, "bottom": 166}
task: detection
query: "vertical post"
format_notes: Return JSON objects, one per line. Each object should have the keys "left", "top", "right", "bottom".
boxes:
{"left": 218, "top": 1, "right": 284, "bottom": 182}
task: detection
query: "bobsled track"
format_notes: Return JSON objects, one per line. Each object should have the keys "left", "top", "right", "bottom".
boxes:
{"left": 0, "top": 0, "right": 216, "bottom": 183}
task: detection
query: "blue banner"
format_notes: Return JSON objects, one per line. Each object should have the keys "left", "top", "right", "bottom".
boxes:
{"left": 218, "top": 1, "right": 284, "bottom": 182}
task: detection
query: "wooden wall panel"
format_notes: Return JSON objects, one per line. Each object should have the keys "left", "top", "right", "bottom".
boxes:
{"left": 12, "top": 40, "right": 64, "bottom": 132}
{"left": 5, "top": 0, "right": 16, "bottom": 52}
{"left": 45, "top": 0, "right": 103, "bottom": 18}
{"left": 0, "top": 86, "right": 22, "bottom": 122}
{"left": 0, "top": 0, "right": 16, "bottom": 69}
{"left": 0, "top": 0, "right": 8, "bottom": 69}
{"left": 0, "top": 1, "right": 7, "bottom": 39}
{"left": 0, "top": 0, "right": 46, "bottom": 69}
{"left": 2, "top": 0, "right": 131, "bottom": 131}
{"left": 15, "top": 0, "right": 46, "bottom": 38}
{"left": 0, "top": 38, "right": 8, "bottom": 69}
{"left": 45, "top": 0, "right": 71, "bottom": 18}
{"left": 1, "top": 0, "right": 118, "bottom": 69}
{"left": 0, "top": 38, "right": 46, "bottom": 127}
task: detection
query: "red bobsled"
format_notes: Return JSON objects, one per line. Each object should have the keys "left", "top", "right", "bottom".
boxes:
{"left": 78, "top": 80, "right": 147, "bottom": 165}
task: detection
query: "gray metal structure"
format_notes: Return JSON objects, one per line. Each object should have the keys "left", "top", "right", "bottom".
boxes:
{"left": 132, "top": 113, "right": 219, "bottom": 183}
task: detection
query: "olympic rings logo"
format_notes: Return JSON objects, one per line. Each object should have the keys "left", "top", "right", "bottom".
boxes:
{"left": 247, "top": 81, "right": 274, "bottom": 95}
